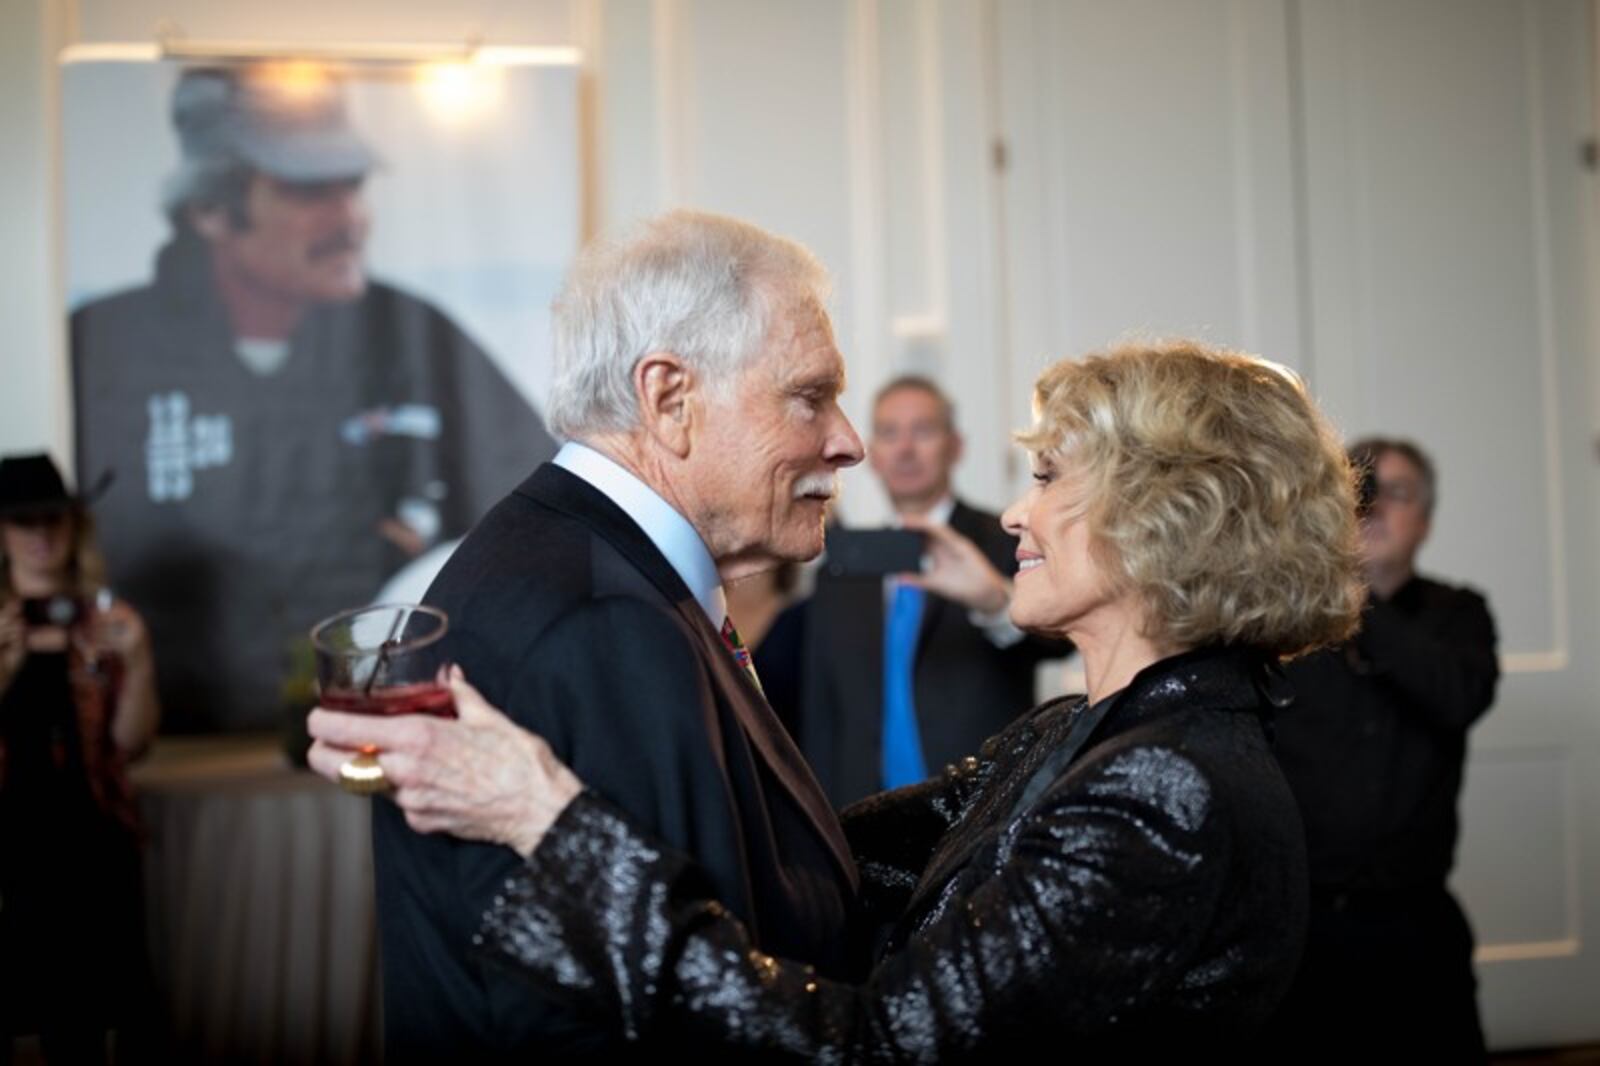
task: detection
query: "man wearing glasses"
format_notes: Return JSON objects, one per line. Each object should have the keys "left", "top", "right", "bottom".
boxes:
{"left": 1264, "top": 438, "right": 1500, "bottom": 1061}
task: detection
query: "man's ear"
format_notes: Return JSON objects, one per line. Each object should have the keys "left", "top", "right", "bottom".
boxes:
{"left": 635, "top": 352, "right": 696, "bottom": 458}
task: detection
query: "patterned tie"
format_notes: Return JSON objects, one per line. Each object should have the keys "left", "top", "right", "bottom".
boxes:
{"left": 719, "top": 615, "right": 765, "bottom": 697}
{"left": 881, "top": 580, "right": 928, "bottom": 789}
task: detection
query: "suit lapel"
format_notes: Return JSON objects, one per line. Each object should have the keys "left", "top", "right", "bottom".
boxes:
{"left": 518, "top": 464, "right": 859, "bottom": 890}
{"left": 913, "top": 582, "right": 948, "bottom": 658}
{"left": 832, "top": 577, "right": 885, "bottom": 729}
{"left": 796, "top": 573, "right": 883, "bottom": 805}
{"left": 691, "top": 616, "right": 859, "bottom": 889}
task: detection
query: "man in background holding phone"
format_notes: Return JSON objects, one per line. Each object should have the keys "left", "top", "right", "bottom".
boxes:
{"left": 794, "top": 376, "right": 1070, "bottom": 807}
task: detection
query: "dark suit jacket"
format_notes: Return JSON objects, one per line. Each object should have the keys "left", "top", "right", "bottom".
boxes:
{"left": 371, "top": 463, "right": 860, "bottom": 1061}
{"left": 797, "top": 500, "right": 1071, "bottom": 807}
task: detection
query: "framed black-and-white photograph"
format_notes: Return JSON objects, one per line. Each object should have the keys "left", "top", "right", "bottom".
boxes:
{"left": 63, "top": 56, "right": 578, "bottom": 731}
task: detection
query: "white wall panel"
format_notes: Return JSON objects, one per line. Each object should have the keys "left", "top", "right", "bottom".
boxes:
{"left": 995, "top": 0, "right": 1304, "bottom": 500}
{"left": 1299, "top": 0, "right": 1563, "bottom": 661}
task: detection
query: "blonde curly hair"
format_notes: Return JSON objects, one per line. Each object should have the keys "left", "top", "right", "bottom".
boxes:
{"left": 1016, "top": 339, "right": 1363, "bottom": 658}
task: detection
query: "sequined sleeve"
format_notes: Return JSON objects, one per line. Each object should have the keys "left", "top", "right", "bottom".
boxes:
{"left": 478, "top": 737, "right": 1230, "bottom": 1062}
{"left": 837, "top": 711, "right": 1027, "bottom": 929}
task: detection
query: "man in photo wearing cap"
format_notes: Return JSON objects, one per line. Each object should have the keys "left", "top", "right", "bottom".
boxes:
{"left": 71, "top": 66, "right": 556, "bottom": 731}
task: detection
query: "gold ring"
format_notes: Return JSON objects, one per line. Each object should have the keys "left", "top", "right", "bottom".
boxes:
{"left": 338, "top": 752, "right": 390, "bottom": 795}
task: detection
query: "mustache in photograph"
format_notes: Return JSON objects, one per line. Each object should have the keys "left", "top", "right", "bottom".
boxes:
{"left": 309, "top": 231, "right": 364, "bottom": 261}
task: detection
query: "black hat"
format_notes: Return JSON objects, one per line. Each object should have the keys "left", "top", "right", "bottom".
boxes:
{"left": 0, "top": 453, "right": 80, "bottom": 521}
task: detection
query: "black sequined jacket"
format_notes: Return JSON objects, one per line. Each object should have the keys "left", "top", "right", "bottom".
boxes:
{"left": 477, "top": 645, "right": 1308, "bottom": 1060}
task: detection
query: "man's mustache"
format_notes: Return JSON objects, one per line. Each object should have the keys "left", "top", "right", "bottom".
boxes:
{"left": 310, "top": 232, "right": 364, "bottom": 260}
{"left": 793, "top": 473, "right": 840, "bottom": 500}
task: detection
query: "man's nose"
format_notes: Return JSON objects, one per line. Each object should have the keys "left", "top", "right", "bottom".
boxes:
{"left": 326, "top": 188, "right": 368, "bottom": 228}
{"left": 827, "top": 410, "right": 864, "bottom": 467}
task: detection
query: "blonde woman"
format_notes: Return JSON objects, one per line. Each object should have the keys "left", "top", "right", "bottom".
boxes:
{"left": 310, "top": 340, "right": 1362, "bottom": 1056}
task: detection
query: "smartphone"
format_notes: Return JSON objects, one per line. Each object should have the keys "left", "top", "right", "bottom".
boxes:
{"left": 823, "top": 529, "right": 925, "bottom": 578}
{"left": 21, "top": 594, "right": 85, "bottom": 628}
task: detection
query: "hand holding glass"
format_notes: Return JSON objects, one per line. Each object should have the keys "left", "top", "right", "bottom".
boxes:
{"left": 310, "top": 603, "right": 455, "bottom": 794}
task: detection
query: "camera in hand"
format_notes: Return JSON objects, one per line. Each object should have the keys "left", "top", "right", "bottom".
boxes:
{"left": 21, "top": 595, "right": 85, "bottom": 628}
{"left": 1355, "top": 465, "right": 1379, "bottom": 519}
{"left": 823, "top": 528, "right": 926, "bottom": 578}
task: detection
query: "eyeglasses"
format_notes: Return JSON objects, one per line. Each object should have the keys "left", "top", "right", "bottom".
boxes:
{"left": 872, "top": 423, "right": 949, "bottom": 446}
{"left": 1374, "top": 480, "right": 1426, "bottom": 506}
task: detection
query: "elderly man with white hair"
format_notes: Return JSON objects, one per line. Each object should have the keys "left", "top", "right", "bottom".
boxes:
{"left": 352, "top": 210, "right": 866, "bottom": 1061}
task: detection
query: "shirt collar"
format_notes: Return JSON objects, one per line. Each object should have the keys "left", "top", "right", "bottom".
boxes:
{"left": 554, "top": 441, "right": 727, "bottom": 626}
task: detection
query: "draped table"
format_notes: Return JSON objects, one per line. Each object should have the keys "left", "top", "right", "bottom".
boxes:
{"left": 131, "top": 735, "right": 381, "bottom": 1064}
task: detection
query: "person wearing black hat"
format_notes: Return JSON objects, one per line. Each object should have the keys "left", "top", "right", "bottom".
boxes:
{"left": 0, "top": 453, "right": 160, "bottom": 1062}
{"left": 70, "top": 64, "right": 556, "bottom": 731}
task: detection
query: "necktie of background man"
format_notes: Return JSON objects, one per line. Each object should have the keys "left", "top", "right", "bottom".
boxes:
{"left": 881, "top": 581, "right": 928, "bottom": 788}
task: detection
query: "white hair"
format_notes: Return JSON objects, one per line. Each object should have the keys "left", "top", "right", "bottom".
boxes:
{"left": 546, "top": 209, "right": 833, "bottom": 440}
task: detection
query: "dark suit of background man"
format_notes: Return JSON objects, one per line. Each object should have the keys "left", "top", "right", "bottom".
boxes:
{"left": 72, "top": 66, "right": 554, "bottom": 732}
{"left": 1264, "top": 438, "right": 1499, "bottom": 1062}
{"left": 375, "top": 210, "right": 866, "bottom": 1060}
{"left": 797, "top": 377, "right": 1070, "bottom": 807}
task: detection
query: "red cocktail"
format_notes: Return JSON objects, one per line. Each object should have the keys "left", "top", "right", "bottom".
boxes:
{"left": 319, "top": 680, "right": 457, "bottom": 718}
{"left": 310, "top": 603, "right": 452, "bottom": 793}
